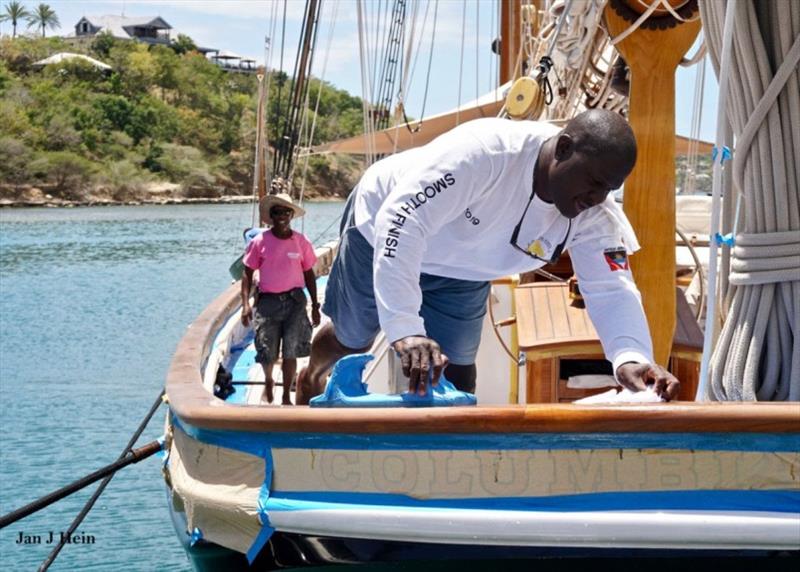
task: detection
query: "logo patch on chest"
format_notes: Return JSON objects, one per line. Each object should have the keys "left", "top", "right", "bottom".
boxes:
{"left": 603, "top": 247, "right": 629, "bottom": 271}
{"left": 287, "top": 252, "right": 300, "bottom": 259}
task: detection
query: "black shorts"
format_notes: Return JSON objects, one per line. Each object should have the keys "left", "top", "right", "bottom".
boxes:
{"left": 252, "top": 288, "right": 312, "bottom": 364}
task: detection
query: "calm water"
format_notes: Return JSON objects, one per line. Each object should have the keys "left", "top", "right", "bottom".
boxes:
{"left": 0, "top": 202, "right": 345, "bottom": 571}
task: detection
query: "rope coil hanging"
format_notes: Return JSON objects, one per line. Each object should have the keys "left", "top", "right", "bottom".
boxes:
{"left": 700, "top": 0, "right": 800, "bottom": 401}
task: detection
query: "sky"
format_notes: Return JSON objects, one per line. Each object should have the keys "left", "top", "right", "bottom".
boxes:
{"left": 2, "top": 0, "right": 718, "bottom": 141}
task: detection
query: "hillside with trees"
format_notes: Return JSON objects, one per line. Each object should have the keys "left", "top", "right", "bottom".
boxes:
{"left": 0, "top": 30, "right": 365, "bottom": 206}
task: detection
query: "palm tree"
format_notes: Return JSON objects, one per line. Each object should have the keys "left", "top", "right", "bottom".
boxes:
{"left": 0, "top": 1, "right": 30, "bottom": 38}
{"left": 26, "top": 3, "right": 59, "bottom": 38}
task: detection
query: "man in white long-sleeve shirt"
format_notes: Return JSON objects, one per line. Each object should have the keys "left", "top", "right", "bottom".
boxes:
{"left": 297, "top": 109, "right": 679, "bottom": 404}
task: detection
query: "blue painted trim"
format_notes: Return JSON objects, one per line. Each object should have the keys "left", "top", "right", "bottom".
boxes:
{"left": 265, "top": 490, "right": 800, "bottom": 515}
{"left": 173, "top": 418, "right": 799, "bottom": 455}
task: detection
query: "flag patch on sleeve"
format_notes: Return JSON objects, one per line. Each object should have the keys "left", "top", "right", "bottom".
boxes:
{"left": 603, "top": 247, "right": 629, "bottom": 271}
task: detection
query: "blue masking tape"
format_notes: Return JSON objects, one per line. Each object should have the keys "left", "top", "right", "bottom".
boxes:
{"left": 246, "top": 448, "right": 275, "bottom": 563}
{"left": 189, "top": 527, "right": 203, "bottom": 547}
{"left": 711, "top": 146, "right": 732, "bottom": 164}
{"left": 264, "top": 489, "right": 800, "bottom": 515}
{"left": 172, "top": 415, "right": 799, "bottom": 456}
{"left": 715, "top": 232, "right": 735, "bottom": 247}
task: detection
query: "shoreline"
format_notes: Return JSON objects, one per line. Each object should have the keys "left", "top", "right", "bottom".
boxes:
{"left": 0, "top": 195, "right": 345, "bottom": 209}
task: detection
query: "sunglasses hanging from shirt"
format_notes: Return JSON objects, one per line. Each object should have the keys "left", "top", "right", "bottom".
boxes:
{"left": 509, "top": 193, "right": 573, "bottom": 265}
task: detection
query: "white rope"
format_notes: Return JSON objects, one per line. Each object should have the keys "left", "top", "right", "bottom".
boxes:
{"left": 613, "top": 0, "right": 700, "bottom": 46}
{"left": 700, "top": 0, "right": 800, "bottom": 401}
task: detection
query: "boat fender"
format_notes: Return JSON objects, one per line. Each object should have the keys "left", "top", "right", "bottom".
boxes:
{"left": 309, "top": 353, "right": 477, "bottom": 408}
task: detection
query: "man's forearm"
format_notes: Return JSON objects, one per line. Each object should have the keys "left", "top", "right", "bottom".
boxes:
{"left": 241, "top": 270, "right": 253, "bottom": 307}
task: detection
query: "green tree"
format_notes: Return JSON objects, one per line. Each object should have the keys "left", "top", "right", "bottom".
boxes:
{"left": 0, "top": 1, "right": 29, "bottom": 38}
{"left": 28, "top": 151, "right": 94, "bottom": 196}
{"left": 171, "top": 34, "right": 197, "bottom": 55}
{"left": 26, "top": 3, "right": 59, "bottom": 38}
{"left": 90, "top": 31, "right": 116, "bottom": 58}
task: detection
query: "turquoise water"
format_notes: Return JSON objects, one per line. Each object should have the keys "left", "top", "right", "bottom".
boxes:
{"left": 0, "top": 203, "right": 345, "bottom": 571}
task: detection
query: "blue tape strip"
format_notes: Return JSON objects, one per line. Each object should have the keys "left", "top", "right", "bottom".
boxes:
{"left": 264, "top": 489, "right": 800, "bottom": 515}
{"left": 189, "top": 527, "right": 203, "bottom": 547}
{"left": 715, "top": 232, "right": 735, "bottom": 247}
{"left": 173, "top": 417, "right": 799, "bottom": 455}
{"left": 711, "top": 145, "right": 732, "bottom": 164}
{"left": 246, "top": 447, "right": 275, "bottom": 564}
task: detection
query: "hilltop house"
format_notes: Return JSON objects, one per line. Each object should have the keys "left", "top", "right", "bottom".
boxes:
{"left": 73, "top": 15, "right": 173, "bottom": 45}
{"left": 66, "top": 15, "right": 255, "bottom": 73}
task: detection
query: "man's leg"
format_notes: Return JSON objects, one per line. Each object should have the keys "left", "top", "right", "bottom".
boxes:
{"left": 261, "top": 361, "right": 276, "bottom": 403}
{"left": 420, "top": 274, "right": 490, "bottom": 394}
{"left": 444, "top": 363, "right": 477, "bottom": 393}
{"left": 298, "top": 216, "right": 380, "bottom": 404}
{"left": 281, "top": 358, "right": 296, "bottom": 405}
{"left": 296, "top": 323, "right": 371, "bottom": 404}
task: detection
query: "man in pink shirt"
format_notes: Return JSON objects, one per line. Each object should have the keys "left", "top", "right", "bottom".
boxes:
{"left": 241, "top": 193, "right": 320, "bottom": 405}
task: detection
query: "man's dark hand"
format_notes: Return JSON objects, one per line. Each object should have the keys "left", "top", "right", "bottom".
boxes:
{"left": 391, "top": 336, "right": 448, "bottom": 396}
{"left": 241, "top": 303, "right": 253, "bottom": 327}
{"left": 310, "top": 306, "right": 321, "bottom": 327}
{"left": 616, "top": 362, "right": 680, "bottom": 401}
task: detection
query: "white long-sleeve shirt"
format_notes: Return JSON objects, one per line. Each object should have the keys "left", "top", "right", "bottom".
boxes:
{"left": 352, "top": 118, "right": 652, "bottom": 372}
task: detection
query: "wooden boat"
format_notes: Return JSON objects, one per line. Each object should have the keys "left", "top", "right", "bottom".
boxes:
{"left": 162, "top": 1, "right": 800, "bottom": 568}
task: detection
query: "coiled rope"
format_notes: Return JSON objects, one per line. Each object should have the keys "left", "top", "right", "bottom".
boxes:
{"left": 700, "top": 0, "right": 800, "bottom": 401}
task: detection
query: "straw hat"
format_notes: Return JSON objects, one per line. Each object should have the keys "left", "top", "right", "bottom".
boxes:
{"left": 260, "top": 193, "right": 305, "bottom": 225}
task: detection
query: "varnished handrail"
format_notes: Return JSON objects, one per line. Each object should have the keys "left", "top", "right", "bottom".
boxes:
{"left": 166, "top": 282, "right": 800, "bottom": 434}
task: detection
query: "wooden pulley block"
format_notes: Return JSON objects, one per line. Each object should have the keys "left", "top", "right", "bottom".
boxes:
{"left": 505, "top": 76, "right": 544, "bottom": 119}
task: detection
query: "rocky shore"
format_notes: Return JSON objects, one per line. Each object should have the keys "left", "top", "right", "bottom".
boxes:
{"left": 0, "top": 183, "right": 346, "bottom": 209}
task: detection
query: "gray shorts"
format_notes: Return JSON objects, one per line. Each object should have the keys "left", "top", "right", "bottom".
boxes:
{"left": 322, "top": 197, "right": 490, "bottom": 365}
{"left": 253, "top": 288, "right": 312, "bottom": 364}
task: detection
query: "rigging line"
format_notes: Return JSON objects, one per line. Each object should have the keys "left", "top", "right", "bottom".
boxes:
{"left": 401, "top": 0, "right": 431, "bottom": 102}
{"left": 277, "top": 0, "right": 314, "bottom": 177}
{"left": 456, "top": 0, "right": 467, "bottom": 126}
{"left": 475, "top": 0, "right": 479, "bottom": 103}
{"left": 298, "top": 0, "right": 340, "bottom": 222}
{"left": 367, "top": 0, "right": 382, "bottom": 106}
{"left": 37, "top": 390, "right": 166, "bottom": 571}
{"left": 250, "top": 73, "right": 266, "bottom": 227}
{"left": 373, "top": 0, "right": 398, "bottom": 128}
{"left": 359, "top": 0, "right": 377, "bottom": 162}
{"left": 286, "top": 0, "right": 323, "bottom": 178}
{"left": 309, "top": 212, "right": 344, "bottom": 245}
{"left": 489, "top": 0, "right": 496, "bottom": 95}
{"left": 0, "top": 441, "right": 163, "bottom": 530}
{"left": 357, "top": 0, "right": 376, "bottom": 164}
{"left": 272, "top": 0, "right": 289, "bottom": 176}
{"left": 378, "top": 0, "right": 407, "bottom": 130}
{"left": 403, "top": 0, "right": 438, "bottom": 133}
{"left": 391, "top": 0, "right": 417, "bottom": 155}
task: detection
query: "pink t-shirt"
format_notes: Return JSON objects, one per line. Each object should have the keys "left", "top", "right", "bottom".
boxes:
{"left": 243, "top": 230, "right": 317, "bottom": 293}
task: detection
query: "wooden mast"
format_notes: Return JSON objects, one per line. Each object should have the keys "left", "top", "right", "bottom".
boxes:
{"left": 605, "top": 5, "right": 700, "bottom": 365}
{"left": 254, "top": 68, "right": 268, "bottom": 224}
{"left": 499, "top": 0, "right": 523, "bottom": 84}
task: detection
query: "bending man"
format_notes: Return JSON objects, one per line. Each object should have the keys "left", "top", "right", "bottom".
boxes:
{"left": 298, "top": 110, "right": 678, "bottom": 403}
